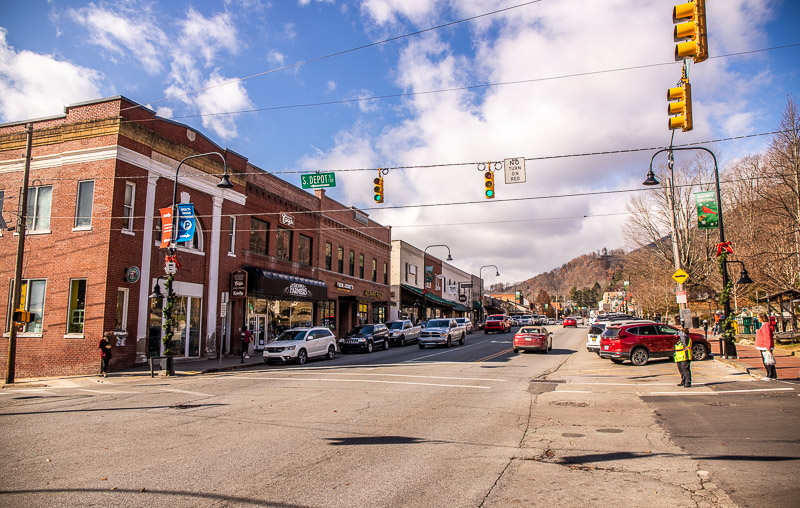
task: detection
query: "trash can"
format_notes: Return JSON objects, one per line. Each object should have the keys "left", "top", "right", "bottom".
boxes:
{"left": 741, "top": 316, "right": 753, "bottom": 334}
{"left": 691, "top": 316, "right": 700, "bottom": 328}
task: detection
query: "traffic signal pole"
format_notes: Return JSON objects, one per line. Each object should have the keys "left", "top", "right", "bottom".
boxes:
{"left": 6, "top": 123, "right": 34, "bottom": 384}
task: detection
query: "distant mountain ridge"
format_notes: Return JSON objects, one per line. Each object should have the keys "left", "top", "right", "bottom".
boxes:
{"left": 515, "top": 248, "right": 626, "bottom": 299}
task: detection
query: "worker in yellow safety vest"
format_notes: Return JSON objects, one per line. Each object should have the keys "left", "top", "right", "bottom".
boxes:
{"left": 674, "top": 327, "right": 692, "bottom": 388}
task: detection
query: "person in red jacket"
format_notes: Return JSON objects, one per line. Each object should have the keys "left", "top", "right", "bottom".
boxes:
{"left": 98, "top": 332, "right": 113, "bottom": 377}
{"left": 755, "top": 313, "right": 777, "bottom": 380}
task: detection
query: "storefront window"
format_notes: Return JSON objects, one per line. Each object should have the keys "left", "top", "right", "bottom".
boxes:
{"left": 67, "top": 279, "right": 86, "bottom": 334}
{"left": 372, "top": 306, "right": 386, "bottom": 324}
{"left": 156, "top": 296, "right": 202, "bottom": 358}
{"left": 321, "top": 300, "right": 336, "bottom": 330}
{"left": 268, "top": 300, "right": 313, "bottom": 335}
{"left": 357, "top": 302, "right": 368, "bottom": 325}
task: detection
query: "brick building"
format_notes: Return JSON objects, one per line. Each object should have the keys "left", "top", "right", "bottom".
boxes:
{"left": 0, "top": 96, "right": 390, "bottom": 378}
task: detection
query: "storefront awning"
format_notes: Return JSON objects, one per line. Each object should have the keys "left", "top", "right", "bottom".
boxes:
{"left": 244, "top": 267, "right": 327, "bottom": 301}
{"left": 401, "top": 284, "right": 454, "bottom": 308}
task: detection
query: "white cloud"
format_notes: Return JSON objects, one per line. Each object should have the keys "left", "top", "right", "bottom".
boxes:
{"left": 196, "top": 72, "right": 254, "bottom": 140}
{"left": 0, "top": 28, "right": 103, "bottom": 123}
{"left": 327, "top": 80, "right": 337, "bottom": 92}
{"left": 177, "top": 8, "right": 239, "bottom": 68}
{"left": 267, "top": 49, "right": 287, "bottom": 66}
{"left": 360, "top": 0, "right": 436, "bottom": 25}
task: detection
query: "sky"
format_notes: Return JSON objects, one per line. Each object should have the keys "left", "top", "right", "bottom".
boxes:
{"left": 1, "top": 0, "right": 799, "bottom": 286}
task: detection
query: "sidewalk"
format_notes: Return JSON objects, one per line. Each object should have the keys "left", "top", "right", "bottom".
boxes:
{"left": 701, "top": 332, "right": 800, "bottom": 381}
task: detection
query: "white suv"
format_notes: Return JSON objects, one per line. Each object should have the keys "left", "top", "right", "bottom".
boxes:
{"left": 263, "top": 327, "right": 337, "bottom": 365}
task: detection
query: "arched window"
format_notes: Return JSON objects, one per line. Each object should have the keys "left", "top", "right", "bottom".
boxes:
{"left": 177, "top": 219, "right": 204, "bottom": 252}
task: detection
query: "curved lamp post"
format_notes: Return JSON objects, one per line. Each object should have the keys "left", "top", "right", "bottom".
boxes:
{"left": 421, "top": 245, "right": 453, "bottom": 321}
{"left": 479, "top": 265, "right": 500, "bottom": 322}
{"left": 161, "top": 152, "right": 234, "bottom": 375}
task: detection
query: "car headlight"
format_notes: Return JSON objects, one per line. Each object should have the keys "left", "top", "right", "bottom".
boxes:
{"left": 286, "top": 345, "right": 296, "bottom": 350}
{"left": 358, "top": 338, "right": 366, "bottom": 342}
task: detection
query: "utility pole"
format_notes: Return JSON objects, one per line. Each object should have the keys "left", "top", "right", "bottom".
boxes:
{"left": 6, "top": 123, "right": 33, "bottom": 384}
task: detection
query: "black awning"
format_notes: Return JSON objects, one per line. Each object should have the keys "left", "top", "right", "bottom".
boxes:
{"left": 244, "top": 266, "right": 327, "bottom": 301}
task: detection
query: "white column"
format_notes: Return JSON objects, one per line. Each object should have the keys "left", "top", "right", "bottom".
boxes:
{"left": 136, "top": 175, "right": 159, "bottom": 363}
{"left": 206, "top": 195, "right": 223, "bottom": 356}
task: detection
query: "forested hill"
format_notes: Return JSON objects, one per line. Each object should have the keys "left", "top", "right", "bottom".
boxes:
{"left": 516, "top": 248, "right": 626, "bottom": 299}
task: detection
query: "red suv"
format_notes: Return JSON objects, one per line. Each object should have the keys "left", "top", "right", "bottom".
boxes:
{"left": 599, "top": 322, "right": 709, "bottom": 366}
{"left": 484, "top": 314, "right": 511, "bottom": 334}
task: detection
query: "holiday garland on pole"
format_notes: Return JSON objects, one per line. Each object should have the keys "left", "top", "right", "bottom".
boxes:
{"left": 162, "top": 272, "right": 176, "bottom": 356}
{"left": 715, "top": 244, "right": 736, "bottom": 340}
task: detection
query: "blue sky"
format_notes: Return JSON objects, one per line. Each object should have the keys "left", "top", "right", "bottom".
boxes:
{"left": 1, "top": 0, "right": 799, "bottom": 284}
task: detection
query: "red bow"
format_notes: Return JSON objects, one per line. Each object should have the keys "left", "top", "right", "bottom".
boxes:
{"left": 165, "top": 254, "right": 183, "bottom": 269}
{"left": 715, "top": 242, "right": 733, "bottom": 256}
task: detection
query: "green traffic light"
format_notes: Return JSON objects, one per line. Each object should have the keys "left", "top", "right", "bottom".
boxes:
{"left": 485, "top": 190, "right": 494, "bottom": 198}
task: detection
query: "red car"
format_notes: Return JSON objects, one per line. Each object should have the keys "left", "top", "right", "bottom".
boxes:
{"left": 599, "top": 322, "right": 710, "bottom": 366}
{"left": 484, "top": 314, "right": 511, "bottom": 334}
{"left": 513, "top": 326, "right": 552, "bottom": 353}
{"left": 563, "top": 317, "right": 577, "bottom": 327}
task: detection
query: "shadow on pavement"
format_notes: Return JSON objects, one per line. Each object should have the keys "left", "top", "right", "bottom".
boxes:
{"left": 0, "top": 488, "right": 310, "bottom": 507}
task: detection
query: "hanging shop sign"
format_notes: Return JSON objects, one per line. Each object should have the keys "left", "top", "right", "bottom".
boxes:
{"left": 231, "top": 270, "right": 248, "bottom": 298}
{"left": 280, "top": 212, "right": 294, "bottom": 227}
{"left": 695, "top": 191, "right": 719, "bottom": 229}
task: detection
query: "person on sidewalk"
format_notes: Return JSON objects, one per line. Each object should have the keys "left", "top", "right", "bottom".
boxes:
{"left": 98, "top": 332, "right": 113, "bottom": 377}
{"left": 674, "top": 327, "right": 692, "bottom": 388}
{"left": 241, "top": 328, "right": 253, "bottom": 363}
{"left": 756, "top": 312, "right": 778, "bottom": 380}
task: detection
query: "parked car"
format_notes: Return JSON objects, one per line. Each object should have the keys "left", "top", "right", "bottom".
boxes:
{"left": 563, "top": 317, "right": 577, "bottom": 328}
{"left": 517, "top": 315, "right": 533, "bottom": 326}
{"left": 419, "top": 318, "right": 466, "bottom": 348}
{"left": 263, "top": 327, "right": 337, "bottom": 365}
{"left": 484, "top": 314, "right": 511, "bottom": 334}
{"left": 599, "top": 322, "right": 710, "bottom": 366}
{"left": 455, "top": 317, "right": 474, "bottom": 334}
{"left": 385, "top": 320, "right": 421, "bottom": 346}
{"left": 513, "top": 326, "right": 552, "bottom": 353}
{"left": 340, "top": 323, "right": 390, "bottom": 353}
{"left": 586, "top": 319, "right": 654, "bottom": 353}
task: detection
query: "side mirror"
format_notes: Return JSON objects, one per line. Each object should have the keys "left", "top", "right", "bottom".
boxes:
{"left": 549, "top": 332, "right": 553, "bottom": 336}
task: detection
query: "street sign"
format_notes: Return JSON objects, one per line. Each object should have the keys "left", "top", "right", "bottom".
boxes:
{"left": 504, "top": 158, "right": 526, "bottom": 184}
{"left": 676, "top": 290, "right": 687, "bottom": 304}
{"left": 220, "top": 301, "right": 227, "bottom": 318}
{"left": 301, "top": 172, "right": 336, "bottom": 189}
{"left": 176, "top": 203, "right": 196, "bottom": 243}
{"left": 672, "top": 268, "right": 689, "bottom": 284}
{"left": 165, "top": 261, "right": 177, "bottom": 274}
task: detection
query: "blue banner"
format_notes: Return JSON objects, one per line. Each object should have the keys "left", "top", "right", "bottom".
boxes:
{"left": 176, "top": 203, "right": 196, "bottom": 243}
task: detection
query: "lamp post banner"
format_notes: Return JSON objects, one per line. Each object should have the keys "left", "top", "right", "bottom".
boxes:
{"left": 176, "top": 203, "right": 196, "bottom": 242}
{"left": 159, "top": 207, "right": 173, "bottom": 248}
{"left": 695, "top": 191, "right": 719, "bottom": 229}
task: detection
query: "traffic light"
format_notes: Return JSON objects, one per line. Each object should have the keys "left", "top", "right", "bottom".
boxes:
{"left": 673, "top": 0, "right": 708, "bottom": 63}
{"left": 12, "top": 310, "right": 34, "bottom": 323}
{"left": 484, "top": 171, "right": 495, "bottom": 199}
{"left": 668, "top": 78, "right": 692, "bottom": 131}
{"left": 373, "top": 176, "right": 384, "bottom": 203}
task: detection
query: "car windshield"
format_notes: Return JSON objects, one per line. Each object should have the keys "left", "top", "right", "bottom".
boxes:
{"left": 388, "top": 322, "right": 405, "bottom": 330}
{"left": 349, "top": 325, "right": 374, "bottom": 335}
{"left": 601, "top": 327, "right": 621, "bottom": 338}
{"left": 588, "top": 325, "right": 605, "bottom": 335}
{"left": 427, "top": 319, "right": 450, "bottom": 328}
{"left": 275, "top": 330, "right": 307, "bottom": 341}
{"left": 519, "top": 327, "right": 542, "bottom": 334}
{"left": 455, "top": 318, "right": 466, "bottom": 323}
{"left": 487, "top": 316, "right": 503, "bottom": 321}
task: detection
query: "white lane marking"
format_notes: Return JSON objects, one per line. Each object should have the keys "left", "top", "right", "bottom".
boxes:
{"left": 159, "top": 388, "right": 213, "bottom": 397}
{"left": 238, "top": 376, "right": 491, "bottom": 389}
{"left": 647, "top": 387, "right": 795, "bottom": 396}
{"left": 491, "top": 341, "right": 512, "bottom": 344}
{"left": 567, "top": 382, "right": 708, "bottom": 387}
{"left": 402, "top": 342, "right": 482, "bottom": 362}
{"left": 230, "top": 372, "right": 506, "bottom": 383}
{"left": 6, "top": 388, "right": 54, "bottom": 393}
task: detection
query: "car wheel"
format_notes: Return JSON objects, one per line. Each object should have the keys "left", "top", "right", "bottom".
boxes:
{"left": 459, "top": 333, "right": 465, "bottom": 345}
{"left": 383, "top": 338, "right": 390, "bottom": 351}
{"left": 691, "top": 342, "right": 708, "bottom": 361}
{"left": 610, "top": 358, "right": 624, "bottom": 364}
{"left": 630, "top": 347, "right": 649, "bottom": 366}
{"left": 366, "top": 341, "right": 374, "bottom": 354}
{"left": 513, "top": 348, "right": 519, "bottom": 354}
{"left": 398, "top": 335, "right": 405, "bottom": 347}
{"left": 326, "top": 345, "right": 336, "bottom": 361}
{"left": 263, "top": 357, "right": 269, "bottom": 365}
{"left": 446, "top": 338, "right": 452, "bottom": 348}
{"left": 484, "top": 330, "right": 488, "bottom": 334}
{"left": 419, "top": 343, "right": 425, "bottom": 349}
{"left": 296, "top": 349, "right": 307, "bottom": 365}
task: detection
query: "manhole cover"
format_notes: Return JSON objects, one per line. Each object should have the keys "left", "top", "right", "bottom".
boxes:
{"left": 550, "top": 401, "right": 590, "bottom": 407}
{"left": 596, "top": 428, "right": 624, "bottom": 434}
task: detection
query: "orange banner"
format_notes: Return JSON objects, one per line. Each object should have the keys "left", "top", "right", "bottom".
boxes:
{"left": 159, "top": 207, "right": 173, "bottom": 248}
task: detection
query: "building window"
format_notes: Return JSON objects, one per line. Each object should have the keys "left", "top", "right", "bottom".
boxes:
{"left": 321, "top": 300, "right": 336, "bottom": 330}
{"left": 74, "top": 180, "right": 94, "bottom": 228}
{"left": 404, "top": 263, "right": 409, "bottom": 283}
{"left": 115, "top": 288, "right": 128, "bottom": 332}
{"left": 177, "top": 219, "right": 203, "bottom": 251}
{"left": 359, "top": 254, "right": 365, "bottom": 279}
{"left": 298, "top": 234, "right": 312, "bottom": 265}
{"left": 383, "top": 261, "right": 388, "bottom": 285}
{"left": 357, "top": 302, "right": 368, "bottom": 325}
{"left": 276, "top": 227, "right": 293, "bottom": 261}
{"left": 67, "top": 279, "right": 86, "bottom": 334}
{"left": 337, "top": 247, "right": 344, "bottom": 273}
{"left": 372, "top": 305, "right": 386, "bottom": 324}
{"left": 122, "top": 182, "right": 135, "bottom": 232}
{"left": 26, "top": 185, "right": 52, "bottom": 232}
{"left": 372, "top": 259, "right": 377, "bottom": 282}
{"left": 6, "top": 279, "right": 46, "bottom": 333}
{"left": 227, "top": 216, "right": 236, "bottom": 255}
{"left": 325, "top": 242, "right": 332, "bottom": 271}
{"left": 249, "top": 218, "right": 269, "bottom": 255}
{"left": 349, "top": 251, "right": 355, "bottom": 277}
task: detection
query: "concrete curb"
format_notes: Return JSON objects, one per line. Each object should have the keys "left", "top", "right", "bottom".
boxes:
{"left": 713, "top": 356, "right": 760, "bottom": 378}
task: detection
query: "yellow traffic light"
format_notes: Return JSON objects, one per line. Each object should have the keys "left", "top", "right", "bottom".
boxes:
{"left": 12, "top": 310, "right": 34, "bottom": 323}
{"left": 673, "top": 0, "right": 708, "bottom": 63}
{"left": 484, "top": 171, "right": 495, "bottom": 199}
{"left": 373, "top": 177, "right": 384, "bottom": 203}
{"left": 668, "top": 79, "right": 692, "bottom": 132}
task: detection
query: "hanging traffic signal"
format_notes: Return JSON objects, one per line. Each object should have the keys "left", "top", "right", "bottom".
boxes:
{"left": 373, "top": 177, "right": 384, "bottom": 203}
{"left": 12, "top": 310, "right": 34, "bottom": 323}
{"left": 484, "top": 171, "right": 495, "bottom": 199}
{"left": 673, "top": 0, "right": 708, "bottom": 63}
{"left": 668, "top": 78, "right": 692, "bottom": 132}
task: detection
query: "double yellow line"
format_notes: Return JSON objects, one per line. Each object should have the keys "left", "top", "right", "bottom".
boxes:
{"left": 475, "top": 348, "right": 513, "bottom": 362}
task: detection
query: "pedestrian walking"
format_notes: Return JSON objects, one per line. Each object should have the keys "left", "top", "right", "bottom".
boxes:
{"left": 755, "top": 312, "right": 777, "bottom": 380}
{"left": 713, "top": 311, "right": 722, "bottom": 335}
{"left": 674, "top": 327, "right": 692, "bottom": 388}
{"left": 98, "top": 332, "right": 113, "bottom": 377}
{"left": 241, "top": 328, "right": 253, "bottom": 363}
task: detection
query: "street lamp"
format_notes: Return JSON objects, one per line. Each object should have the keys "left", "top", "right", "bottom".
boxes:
{"left": 644, "top": 146, "right": 734, "bottom": 356}
{"left": 479, "top": 264, "right": 500, "bottom": 322}
{"left": 161, "top": 152, "right": 234, "bottom": 376}
{"left": 421, "top": 245, "right": 452, "bottom": 321}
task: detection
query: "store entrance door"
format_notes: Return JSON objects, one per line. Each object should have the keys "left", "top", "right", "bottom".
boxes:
{"left": 248, "top": 314, "right": 268, "bottom": 352}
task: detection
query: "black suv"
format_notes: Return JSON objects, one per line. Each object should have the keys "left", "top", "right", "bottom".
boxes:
{"left": 339, "top": 324, "right": 390, "bottom": 353}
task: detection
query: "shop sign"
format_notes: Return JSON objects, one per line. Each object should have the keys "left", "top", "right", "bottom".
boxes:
{"left": 336, "top": 282, "right": 354, "bottom": 291}
{"left": 280, "top": 212, "right": 294, "bottom": 227}
{"left": 231, "top": 270, "right": 248, "bottom": 298}
{"left": 364, "top": 290, "right": 383, "bottom": 299}
{"left": 285, "top": 283, "right": 312, "bottom": 298}
{"left": 124, "top": 266, "right": 140, "bottom": 283}
{"left": 459, "top": 294, "right": 467, "bottom": 303}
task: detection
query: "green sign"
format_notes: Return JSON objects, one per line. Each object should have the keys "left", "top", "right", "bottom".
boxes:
{"left": 301, "top": 172, "right": 336, "bottom": 189}
{"left": 695, "top": 191, "right": 719, "bottom": 229}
